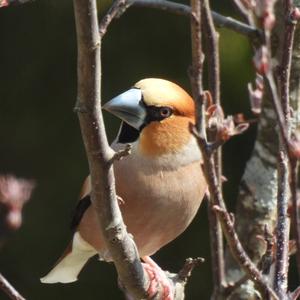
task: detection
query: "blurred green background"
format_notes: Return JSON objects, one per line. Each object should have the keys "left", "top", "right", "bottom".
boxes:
{"left": 0, "top": 1, "right": 256, "bottom": 299}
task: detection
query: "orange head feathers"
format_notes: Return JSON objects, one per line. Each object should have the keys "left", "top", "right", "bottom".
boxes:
{"left": 103, "top": 78, "right": 196, "bottom": 156}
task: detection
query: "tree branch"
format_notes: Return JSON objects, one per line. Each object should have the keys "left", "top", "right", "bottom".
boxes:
{"left": 274, "top": 151, "right": 290, "bottom": 298}
{"left": 99, "top": 0, "right": 134, "bottom": 38}
{"left": 0, "top": 273, "right": 25, "bottom": 300}
{"left": 201, "top": 0, "right": 225, "bottom": 296}
{"left": 273, "top": 1, "right": 298, "bottom": 296}
{"left": 291, "top": 157, "right": 300, "bottom": 279}
{"left": 131, "top": 0, "right": 261, "bottom": 42}
{"left": 73, "top": 1, "right": 148, "bottom": 299}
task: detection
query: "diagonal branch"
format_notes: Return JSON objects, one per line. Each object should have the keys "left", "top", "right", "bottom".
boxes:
{"left": 0, "top": 273, "right": 25, "bottom": 300}
{"left": 99, "top": 0, "right": 134, "bottom": 38}
{"left": 131, "top": 0, "right": 261, "bottom": 42}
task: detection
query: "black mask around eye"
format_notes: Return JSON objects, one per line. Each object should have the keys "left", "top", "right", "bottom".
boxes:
{"left": 145, "top": 106, "right": 173, "bottom": 124}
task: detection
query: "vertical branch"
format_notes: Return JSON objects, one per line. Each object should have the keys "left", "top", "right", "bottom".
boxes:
{"left": 190, "top": 0, "right": 205, "bottom": 135}
{"left": 273, "top": 1, "right": 297, "bottom": 296}
{"left": 274, "top": 151, "right": 290, "bottom": 297}
{"left": 73, "top": 1, "right": 148, "bottom": 299}
{"left": 202, "top": 0, "right": 225, "bottom": 296}
{"left": 291, "top": 158, "right": 300, "bottom": 276}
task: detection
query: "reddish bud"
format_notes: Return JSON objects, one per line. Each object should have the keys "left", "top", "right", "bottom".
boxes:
{"left": 263, "top": 11, "right": 276, "bottom": 30}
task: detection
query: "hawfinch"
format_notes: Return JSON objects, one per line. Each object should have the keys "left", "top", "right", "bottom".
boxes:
{"left": 41, "top": 78, "right": 207, "bottom": 297}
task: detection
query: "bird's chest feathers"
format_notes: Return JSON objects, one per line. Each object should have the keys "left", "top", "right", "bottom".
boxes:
{"left": 113, "top": 137, "right": 202, "bottom": 208}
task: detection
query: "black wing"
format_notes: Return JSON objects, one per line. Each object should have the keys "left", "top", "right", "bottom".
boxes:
{"left": 70, "top": 194, "right": 91, "bottom": 231}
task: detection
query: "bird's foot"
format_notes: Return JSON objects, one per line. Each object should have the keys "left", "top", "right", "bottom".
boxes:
{"left": 142, "top": 256, "right": 174, "bottom": 300}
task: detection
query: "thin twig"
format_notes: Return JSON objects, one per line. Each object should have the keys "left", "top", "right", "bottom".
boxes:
{"left": 110, "top": 144, "right": 132, "bottom": 163}
{"left": 202, "top": 0, "right": 225, "bottom": 296}
{"left": 177, "top": 257, "right": 205, "bottom": 281}
{"left": 265, "top": 72, "right": 291, "bottom": 158}
{"left": 213, "top": 206, "right": 278, "bottom": 299}
{"left": 224, "top": 275, "right": 249, "bottom": 298}
{"left": 258, "top": 226, "right": 274, "bottom": 275}
{"left": 289, "top": 286, "right": 300, "bottom": 300}
{"left": 132, "top": 0, "right": 261, "bottom": 42}
{"left": 0, "top": 273, "right": 25, "bottom": 300}
{"left": 226, "top": 227, "right": 274, "bottom": 298}
{"left": 73, "top": 1, "right": 148, "bottom": 299}
{"left": 99, "top": 0, "right": 133, "bottom": 38}
{"left": 278, "top": 1, "right": 296, "bottom": 119}
{"left": 231, "top": 0, "right": 256, "bottom": 27}
{"left": 231, "top": 0, "right": 249, "bottom": 22}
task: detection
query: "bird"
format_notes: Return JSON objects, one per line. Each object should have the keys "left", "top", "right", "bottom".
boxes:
{"left": 41, "top": 78, "right": 207, "bottom": 299}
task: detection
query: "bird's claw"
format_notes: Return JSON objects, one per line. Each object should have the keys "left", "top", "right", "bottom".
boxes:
{"left": 142, "top": 256, "right": 174, "bottom": 300}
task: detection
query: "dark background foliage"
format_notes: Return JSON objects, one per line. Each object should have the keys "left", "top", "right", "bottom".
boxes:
{"left": 0, "top": 1, "right": 255, "bottom": 299}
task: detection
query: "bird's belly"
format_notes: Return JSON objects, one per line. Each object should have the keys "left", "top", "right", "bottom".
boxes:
{"left": 114, "top": 158, "right": 206, "bottom": 257}
{"left": 78, "top": 157, "right": 206, "bottom": 260}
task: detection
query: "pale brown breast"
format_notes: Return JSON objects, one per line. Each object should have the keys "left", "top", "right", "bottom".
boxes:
{"left": 78, "top": 141, "right": 206, "bottom": 260}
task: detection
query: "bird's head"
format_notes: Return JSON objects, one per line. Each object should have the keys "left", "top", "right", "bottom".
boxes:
{"left": 103, "top": 78, "right": 196, "bottom": 156}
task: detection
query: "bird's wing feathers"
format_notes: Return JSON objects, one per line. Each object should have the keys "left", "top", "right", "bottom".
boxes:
{"left": 70, "top": 194, "right": 91, "bottom": 231}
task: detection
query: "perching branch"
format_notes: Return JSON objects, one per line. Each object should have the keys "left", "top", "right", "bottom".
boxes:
{"left": 0, "top": 273, "right": 25, "bottom": 300}
{"left": 131, "top": 0, "right": 261, "bottom": 42}
{"left": 73, "top": 1, "right": 148, "bottom": 299}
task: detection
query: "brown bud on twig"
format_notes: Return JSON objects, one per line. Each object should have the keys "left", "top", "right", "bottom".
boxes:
{"left": 207, "top": 105, "right": 249, "bottom": 143}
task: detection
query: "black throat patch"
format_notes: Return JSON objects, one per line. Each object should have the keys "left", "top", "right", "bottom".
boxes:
{"left": 117, "top": 122, "right": 140, "bottom": 143}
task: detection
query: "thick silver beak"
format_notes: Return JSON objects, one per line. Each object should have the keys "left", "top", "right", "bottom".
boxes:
{"left": 102, "top": 88, "right": 146, "bottom": 130}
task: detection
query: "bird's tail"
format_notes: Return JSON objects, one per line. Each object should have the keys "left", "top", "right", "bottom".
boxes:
{"left": 40, "top": 232, "right": 97, "bottom": 284}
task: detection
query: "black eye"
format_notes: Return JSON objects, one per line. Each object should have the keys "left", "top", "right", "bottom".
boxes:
{"left": 159, "top": 107, "right": 173, "bottom": 118}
